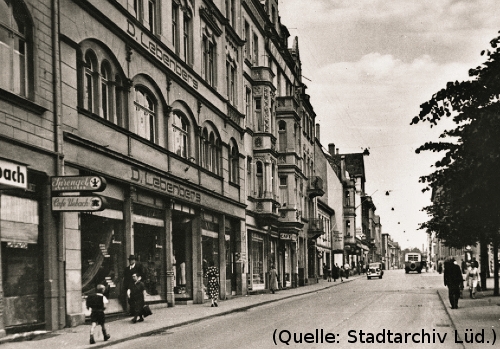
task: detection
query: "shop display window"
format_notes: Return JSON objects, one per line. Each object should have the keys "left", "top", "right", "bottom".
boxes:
{"left": 81, "top": 214, "right": 125, "bottom": 312}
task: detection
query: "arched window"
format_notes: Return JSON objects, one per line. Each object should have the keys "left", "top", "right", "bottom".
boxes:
{"left": 214, "top": 137, "right": 221, "bottom": 175}
{"left": 100, "top": 61, "right": 112, "bottom": 121}
{"left": 79, "top": 41, "right": 126, "bottom": 127}
{"left": 173, "top": 112, "right": 188, "bottom": 158}
{"left": 256, "top": 161, "right": 263, "bottom": 198}
{"left": 83, "top": 51, "right": 97, "bottom": 112}
{"left": 201, "top": 128, "right": 209, "bottom": 168}
{"left": 278, "top": 120, "right": 287, "bottom": 152}
{"left": 134, "top": 88, "right": 156, "bottom": 142}
{"left": 0, "top": 0, "right": 32, "bottom": 97}
{"left": 209, "top": 132, "right": 215, "bottom": 171}
{"left": 115, "top": 75, "right": 124, "bottom": 126}
{"left": 229, "top": 140, "right": 239, "bottom": 183}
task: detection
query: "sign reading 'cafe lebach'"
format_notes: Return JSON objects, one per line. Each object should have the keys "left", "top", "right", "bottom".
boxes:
{"left": 51, "top": 176, "right": 107, "bottom": 212}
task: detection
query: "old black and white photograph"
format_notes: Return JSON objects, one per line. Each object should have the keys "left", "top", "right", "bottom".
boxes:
{"left": 1, "top": 0, "right": 500, "bottom": 348}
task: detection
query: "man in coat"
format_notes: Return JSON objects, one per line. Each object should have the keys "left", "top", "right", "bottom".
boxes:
{"left": 444, "top": 258, "right": 464, "bottom": 309}
{"left": 124, "top": 255, "right": 145, "bottom": 315}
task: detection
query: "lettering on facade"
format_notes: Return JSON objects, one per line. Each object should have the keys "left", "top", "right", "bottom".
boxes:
{"left": 0, "top": 159, "right": 27, "bottom": 189}
{"left": 280, "top": 233, "right": 297, "bottom": 241}
{"left": 126, "top": 20, "right": 198, "bottom": 90}
{"left": 51, "top": 176, "right": 106, "bottom": 192}
{"left": 51, "top": 196, "right": 106, "bottom": 212}
{"left": 131, "top": 167, "right": 201, "bottom": 203}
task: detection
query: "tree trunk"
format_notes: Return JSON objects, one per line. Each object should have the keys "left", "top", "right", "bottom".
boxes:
{"left": 480, "top": 239, "right": 488, "bottom": 291}
{"left": 494, "top": 240, "right": 499, "bottom": 296}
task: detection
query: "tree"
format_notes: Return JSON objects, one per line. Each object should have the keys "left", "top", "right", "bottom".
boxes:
{"left": 411, "top": 33, "right": 500, "bottom": 294}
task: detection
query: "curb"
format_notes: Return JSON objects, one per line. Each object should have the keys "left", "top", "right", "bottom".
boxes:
{"left": 0, "top": 277, "right": 359, "bottom": 347}
{"left": 436, "top": 289, "right": 465, "bottom": 349}
{"left": 91, "top": 277, "right": 359, "bottom": 349}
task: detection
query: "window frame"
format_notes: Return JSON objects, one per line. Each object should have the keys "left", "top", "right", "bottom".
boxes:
{"left": 173, "top": 112, "right": 189, "bottom": 158}
{"left": 134, "top": 87, "right": 157, "bottom": 143}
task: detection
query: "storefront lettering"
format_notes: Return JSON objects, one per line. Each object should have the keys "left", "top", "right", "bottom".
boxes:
{"left": 127, "top": 20, "right": 198, "bottom": 90}
{"left": 131, "top": 167, "right": 201, "bottom": 203}
{"left": 0, "top": 159, "right": 27, "bottom": 189}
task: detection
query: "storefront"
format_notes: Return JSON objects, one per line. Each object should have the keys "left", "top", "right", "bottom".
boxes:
{"left": 0, "top": 169, "right": 45, "bottom": 331}
{"left": 248, "top": 231, "right": 265, "bottom": 291}
{"left": 81, "top": 205, "right": 125, "bottom": 314}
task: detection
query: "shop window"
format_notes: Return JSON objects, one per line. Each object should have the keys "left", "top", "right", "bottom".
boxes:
{"left": 134, "top": 87, "right": 157, "bottom": 143}
{"left": 81, "top": 213, "right": 125, "bottom": 313}
{"left": 173, "top": 112, "right": 189, "bottom": 158}
{"left": 250, "top": 235, "right": 264, "bottom": 290}
{"left": 1, "top": 194, "right": 43, "bottom": 327}
{"left": 0, "top": 0, "right": 32, "bottom": 98}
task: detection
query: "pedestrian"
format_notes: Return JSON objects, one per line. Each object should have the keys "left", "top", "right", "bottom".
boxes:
{"left": 340, "top": 266, "right": 345, "bottom": 282}
{"left": 128, "top": 272, "right": 146, "bottom": 323}
{"left": 86, "top": 284, "right": 111, "bottom": 344}
{"left": 443, "top": 258, "right": 463, "bottom": 309}
{"left": 123, "top": 255, "right": 145, "bottom": 315}
{"left": 466, "top": 260, "right": 480, "bottom": 299}
{"left": 322, "top": 263, "right": 328, "bottom": 280}
{"left": 344, "top": 263, "right": 350, "bottom": 279}
{"left": 269, "top": 264, "right": 278, "bottom": 293}
{"left": 326, "top": 264, "right": 332, "bottom": 282}
{"left": 332, "top": 264, "right": 339, "bottom": 282}
{"left": 205, "top": 261, "right": 219, "bottom": 307}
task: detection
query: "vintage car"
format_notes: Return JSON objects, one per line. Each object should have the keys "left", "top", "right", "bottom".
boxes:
{"left": 367, "top": 262, "right": 384, "bottom": 279}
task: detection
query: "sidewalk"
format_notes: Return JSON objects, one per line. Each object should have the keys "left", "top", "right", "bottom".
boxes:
{"left": 0, "top": 276, "right": 359, "bottom": 348}
{"left": 437, "top": 277, "right": 500, "bottom": 348}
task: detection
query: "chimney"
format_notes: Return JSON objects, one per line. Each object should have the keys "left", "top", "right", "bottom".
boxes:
{"left": 340, "top": 155, "right": 347, "bottom": 181}
{"left": 328, "top": 143, "right": 336, "bottom": 156}
{"left": 315, "top": 123, "right": 320, "bottom": 142}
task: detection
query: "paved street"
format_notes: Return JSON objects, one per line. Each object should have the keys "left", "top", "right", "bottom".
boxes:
{"left": 106, "top": 270, "right": 460, "bottom": 349}
{"left": 4, "top": 269, "right": 500, "bottom": 349}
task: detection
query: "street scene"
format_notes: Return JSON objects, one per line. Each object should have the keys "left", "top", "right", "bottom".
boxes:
{"left": 3, "top": 269, "right": 499, "bottom": 349}
{"left": 2, "top": 0, "right": 500, "bottom": 348}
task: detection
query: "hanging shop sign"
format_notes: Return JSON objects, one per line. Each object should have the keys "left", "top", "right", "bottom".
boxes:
{"left": 51, "top": 176, "right": 107, "bottom": 192}
{"left": 280, "top": 233, "right": 297, "bottom": 241}
{"left": 51, "top": 196, "right": 106, "bottom": 212}
{"left": 0, "top": 159, "right": 27, "bottom": 190}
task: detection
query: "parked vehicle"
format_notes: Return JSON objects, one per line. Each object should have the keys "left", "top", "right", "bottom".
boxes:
{"left": 367, "top": 262, "right": 384, "bottom": 279}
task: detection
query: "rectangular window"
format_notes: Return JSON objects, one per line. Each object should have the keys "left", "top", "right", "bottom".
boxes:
{"left": 255, "top": 97, "right": 262, "bottom": 131}
{"left": 244, "top": 21, "right": 250, "bottom": 60}
{"left": 226, "top": 62, "right": 236, "bottom": 104}
{"left": 172, "top": 3, "right": 179, "bottom": 52}
{"left": 203, "top": 37, "right": 216, "bottom": 87}
{"left": 252, "top": 34, "right": 258, "bottom": 65}
{"left": 245, "top": 88, "right": 251, "bottom": 119}
{"left": 183, "top": 14, "right": 191, "bottom": 64}
{"left": 148, "top": 0, "right": 156, "bottom": 33}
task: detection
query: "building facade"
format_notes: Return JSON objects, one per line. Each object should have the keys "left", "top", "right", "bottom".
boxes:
{"left": 0, "top": 0, "right": 397, "bottom": 336}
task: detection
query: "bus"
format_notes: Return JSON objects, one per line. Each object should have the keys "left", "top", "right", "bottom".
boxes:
{"left": 405, "top": 252, "right": 423, "bottom": 274}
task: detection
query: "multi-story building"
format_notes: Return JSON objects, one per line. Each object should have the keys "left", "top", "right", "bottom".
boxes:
{"left": 0, "top": 0, "right": 395, "bottom": 336}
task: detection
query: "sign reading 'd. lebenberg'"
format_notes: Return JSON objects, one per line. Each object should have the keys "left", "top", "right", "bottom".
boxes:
{"left": 0, "top": 159, "right": 27, "bottom": 189}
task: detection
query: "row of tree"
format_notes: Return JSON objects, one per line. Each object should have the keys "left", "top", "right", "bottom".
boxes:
{"left": 411, "top": 32, "right": 500, "bottom": 295}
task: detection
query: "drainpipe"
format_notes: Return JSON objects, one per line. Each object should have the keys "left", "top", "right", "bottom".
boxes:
{"left": 52, "top": 0, "right": 66, "bottom": 329}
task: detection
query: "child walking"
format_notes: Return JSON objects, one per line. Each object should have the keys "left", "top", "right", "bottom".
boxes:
{"left": 86, "top": 284, "right": 111, "bottom": 344}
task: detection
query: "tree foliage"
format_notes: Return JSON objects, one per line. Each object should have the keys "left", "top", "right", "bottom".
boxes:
{"left": 412, "top": 33, "right": 500, "bottom": 248}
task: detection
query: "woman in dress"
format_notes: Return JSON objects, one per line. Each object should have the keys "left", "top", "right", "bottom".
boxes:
{"left": 205, "top": 261, "right": 219, "bottom": 307}
{"left": 269, "top": 264, "right": 278, "bottom": 294}
{"left": 466, "top": 260, "right": 480, "bottom": 299}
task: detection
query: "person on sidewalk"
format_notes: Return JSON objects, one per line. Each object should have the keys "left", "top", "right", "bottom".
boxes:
{"left": 332, "top": 264, "right": 339, "bottom": 282}
{"left": 124, "top": 255, "right": 145, "bottom": 316}
{"left": 444, "top": 258, "right": 463, "bottom": 309}
{"left": 322, "top": 263, "right": 328, "bottom": 280}
{"left": 128, "top": 273, "right": 146, "bottom": 323}
{"left": 86, "top": 284, "right": 111, "bottom": 344}
{"left": 326, "top": 264, "right": 332, "bottom": 282}
{"left": 269, "top": 264, "right": 279, "bottom": 294}
{"left": 205, "top": 261, "right": 219, "bottom": 307}
{"left": 343, "top": 263, "right": 350, "bottom": 279}
{"left": 466, "top": 260, "right": 480, "bottom": 299}
{"left": 340, "top": 265, "right": 345, "bottom": 282}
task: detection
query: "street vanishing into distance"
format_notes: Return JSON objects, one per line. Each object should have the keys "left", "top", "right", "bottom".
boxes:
{"left": 107, "top": 270, "right": 468, "bottom": 349}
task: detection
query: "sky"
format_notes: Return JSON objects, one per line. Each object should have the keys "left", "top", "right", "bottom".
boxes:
{"left": 278, "top": 0, "right": 500, "bottom": 250}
